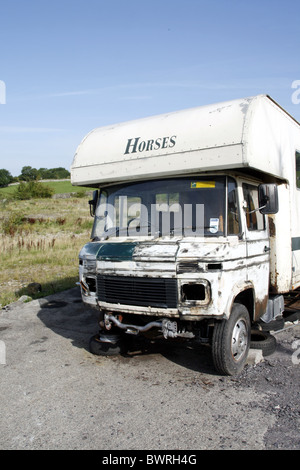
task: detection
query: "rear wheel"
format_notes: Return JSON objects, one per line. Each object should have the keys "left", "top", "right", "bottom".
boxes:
{"left": 257, "top": 317, "right": 284, "bottom": 332}
{"left": 212, "top": 303, "right": 251, "bottom": 376}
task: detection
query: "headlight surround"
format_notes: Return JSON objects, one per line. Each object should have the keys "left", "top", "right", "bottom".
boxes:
{"left": 179, "top": 279, "right": 211, "bottom": 306}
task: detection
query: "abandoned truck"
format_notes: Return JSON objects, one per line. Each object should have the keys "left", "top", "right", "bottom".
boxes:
{"left": 71, "top": 94, "right": 300, "bottom": 375}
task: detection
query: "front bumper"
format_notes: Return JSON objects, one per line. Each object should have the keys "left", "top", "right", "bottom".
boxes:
{"left": 104, "top": 313, "right": 195, "bottom": 339}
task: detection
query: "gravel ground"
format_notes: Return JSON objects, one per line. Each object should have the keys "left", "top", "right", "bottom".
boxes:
{"left": 0, "top": 288, "right": 299, "bottom": 450}
{"left": 236, "top": 325, "right": 300, "bottom": 450}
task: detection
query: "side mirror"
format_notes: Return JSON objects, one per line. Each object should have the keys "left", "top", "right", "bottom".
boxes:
{"left": 258, "top": 184, "right": 279, "bottom": 214}
{"left": 89, "top": 190, "right": 98, "bottom": 217}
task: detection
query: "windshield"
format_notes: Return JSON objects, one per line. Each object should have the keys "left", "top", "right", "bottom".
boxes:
{"left": 91, "top": 176, "right": 239, "bottom": 240}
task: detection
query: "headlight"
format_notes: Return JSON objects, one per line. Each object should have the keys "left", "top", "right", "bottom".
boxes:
{"left": 83, "top": 259, "right": 97, "bottom": 271}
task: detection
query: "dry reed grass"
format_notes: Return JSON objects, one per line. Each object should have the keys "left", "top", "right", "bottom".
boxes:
{"left": 0, "top": 196, "right": 93, "bottom": 307}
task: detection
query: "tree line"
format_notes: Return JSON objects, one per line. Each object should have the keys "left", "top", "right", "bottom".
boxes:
{"left": 0, "top": 166, "right": 70, "bottom": 187}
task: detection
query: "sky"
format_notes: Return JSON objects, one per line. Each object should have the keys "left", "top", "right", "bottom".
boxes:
{"left": 0, "top": 0, "right": 299, "bottom": 177}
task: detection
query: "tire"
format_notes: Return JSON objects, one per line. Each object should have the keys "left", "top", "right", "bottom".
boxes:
{"left": 212, "top": 303, "right": 251, "bottom": 376}
{"left": 250, "top": 330, "right": 277, "bottom": 356}
{"left": 89, "top": 331, "right": 125, "bottom": 356}
{"left": 258, "top": 317, "right": 284, "bottom": 332}
{"left": 283, "top": 310, "right": 300, "bottom": 323}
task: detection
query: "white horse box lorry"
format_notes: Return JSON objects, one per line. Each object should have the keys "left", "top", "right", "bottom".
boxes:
{"left": 71, "top": 94, "right": 300, "bottom": 375}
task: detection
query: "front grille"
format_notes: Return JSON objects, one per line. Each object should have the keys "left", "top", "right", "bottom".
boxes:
{"left": 97, "top": 275, "right": 178, "bottom": 308}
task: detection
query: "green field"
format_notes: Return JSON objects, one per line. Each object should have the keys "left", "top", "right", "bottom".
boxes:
{"left": 0, "top": 181, "right": 94, "bottom": 307}
{"left": 0, "top": 179, "right": 91, "bottom": 197}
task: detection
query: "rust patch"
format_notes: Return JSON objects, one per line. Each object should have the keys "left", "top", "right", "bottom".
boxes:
{"left": 268, "top": 216, "right": 276, "bottom": 237}
{"left": 254, "top": 296, "right": 268, "bottom": 322}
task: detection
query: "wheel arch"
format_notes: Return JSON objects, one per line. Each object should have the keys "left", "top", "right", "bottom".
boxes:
{"left": 225, "top": 282, "right": 255, "bottom": 322}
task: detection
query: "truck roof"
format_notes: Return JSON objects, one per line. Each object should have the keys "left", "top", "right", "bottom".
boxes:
{"left": 71, "top": 94, "right": 300, "bottom": 187}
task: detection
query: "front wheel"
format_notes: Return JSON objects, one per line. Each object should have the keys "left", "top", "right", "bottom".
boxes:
{"left": 212, "top": 303, "right": 251, "bottom": 376}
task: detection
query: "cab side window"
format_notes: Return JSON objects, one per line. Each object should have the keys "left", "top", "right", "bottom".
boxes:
{"left": 243, "top": 184, "right": 265, "bottom": 231}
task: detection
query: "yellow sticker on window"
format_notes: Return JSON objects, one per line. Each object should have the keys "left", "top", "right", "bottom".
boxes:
{"left": 191, "top": 181, "right": 215, "bottom": 189}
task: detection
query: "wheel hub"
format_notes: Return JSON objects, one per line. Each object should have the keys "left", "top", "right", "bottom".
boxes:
{"left": 231, "top": 318, "right": 248, "bottom": 361}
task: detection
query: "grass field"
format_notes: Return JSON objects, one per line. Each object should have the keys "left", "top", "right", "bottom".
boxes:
{"left": 0, "top": 182, "right": 94, "bottom": 307}
{"left": 0, "top": 179, "right": 90, "bottom": 197}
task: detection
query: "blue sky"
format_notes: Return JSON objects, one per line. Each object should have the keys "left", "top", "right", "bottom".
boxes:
{"left": 0, "top": 0, "right": 299, "bottom": 176}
